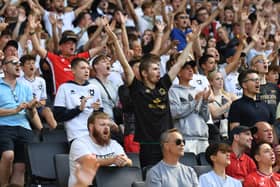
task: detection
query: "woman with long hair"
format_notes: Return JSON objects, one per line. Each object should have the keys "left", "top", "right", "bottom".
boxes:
{"left": 208, "top": 70, "right": 237, "bottom": 139}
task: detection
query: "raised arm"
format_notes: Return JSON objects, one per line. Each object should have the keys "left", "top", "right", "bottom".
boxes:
{"left": 48, "top": 13, "right": 59, "bottom": 51}
{"left": 168, "top": 33, "right": 194, "bottom": 81}
{"left": 103, "top": 19, "right": 135, "bottom": 86}
{"left": 224, "top": 37, "right": 245, "bottom": 75}
{"left": 200, "top": 0, "right": 229, "bottom": 30}
{"left": 28, "top": 14, "right": 47, "bottom": 58}
{"left": 150, "top": 21, "right": 165, "bottom": 55}
{"left": 74, "top": 0, "right": 94, "bottom": 17}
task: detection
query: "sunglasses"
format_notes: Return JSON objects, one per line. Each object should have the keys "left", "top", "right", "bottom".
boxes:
{"left": 4, "top": 60, "right": 20, "bottom": 65}
{"left": 175, "top": 138, "right": 186, "bottom": 146}
{"left": 11, "top": 90, "right": 18, "bottom": 103}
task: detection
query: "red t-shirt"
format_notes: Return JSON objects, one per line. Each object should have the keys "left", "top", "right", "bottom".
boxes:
{"left": 243, "top": 170, "right": 280, "bottom": 187}
{"left": 46, "top": 51, "right": 90, "bottom": 93}
{"left": 226, "top": 152, "right": 257, "bottom": 181}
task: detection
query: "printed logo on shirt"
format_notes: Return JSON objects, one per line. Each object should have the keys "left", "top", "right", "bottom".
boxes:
{"left": 38, "top": 84, "right": 42, "bottom": 90}
{"left": 159, "top": 88, "right": 166, "bottom": 96}
{"left": 196, "top": 80, "right": 202, "bottom": 85}
{"left": 70, "top": 90, "right": 75, "bottom": 94}
{"left": 148, "top": 98, "right": 166, "bottom": 109}
{"left": 145, "top": 89, "right": 151, "bottom": 93}
{"left": 96, "top": 152, "right": 115, "bottom": 159}
{"left": 236, "top": 83, "right": 242, "bottom": 90}
{"left": 89, "top": 89, "right": 95, "bottom": 96}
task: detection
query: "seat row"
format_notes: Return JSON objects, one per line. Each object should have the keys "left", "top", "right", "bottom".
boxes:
{"left": 25, "top": 142, "right": 211, "bottom": 187}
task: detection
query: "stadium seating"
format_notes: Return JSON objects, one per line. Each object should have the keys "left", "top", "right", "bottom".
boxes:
{"left": 54, "top": 154, "right": 70, "bottom": 187}
{"left": 26, "top": 142, "right": 69, "bottom": 186}
{"left": 95, "top": 166, "right": 142, "bottom": 187}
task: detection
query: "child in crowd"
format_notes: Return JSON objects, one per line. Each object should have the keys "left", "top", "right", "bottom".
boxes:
{"left": 18, "top": 54, "right": 57, "bottom": 129}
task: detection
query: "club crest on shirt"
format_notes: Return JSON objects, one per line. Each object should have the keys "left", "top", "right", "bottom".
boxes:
{"left": 159, "top": 88, "right": 166, "bottom": 96}
{"left": 196, "top": 80, "right": 202, "bottom": 85}
{"left": 89, "top": 89, "right": 95, "bottom": 96}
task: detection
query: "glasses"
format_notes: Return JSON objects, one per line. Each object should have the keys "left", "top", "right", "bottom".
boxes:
{"left": 179, "top": 16, "right": 189, "bottom": 19}
{"left": 175, "top": 138, "right": 186, "bottom": 146}
{"left": 243, "top": 78, "right": 260, "bottom": 83}
{"left": 11, "top": 90, "right": 18, "bottom": 103}
{"left": 253, "top": 59, "right": 271, "bottom": 65}
{"left": 4, "top": 60, "right": 20, "bottom": 65}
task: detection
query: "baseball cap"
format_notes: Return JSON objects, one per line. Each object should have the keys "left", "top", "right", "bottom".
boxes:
{"left": 59, "top": 32, "right": 78, "bottom": 45}
{"left": 3, "top": 40, "right": 18, "bottom": 52}
{"left": 229, "top": 126, "right": 257, "bottom": 141}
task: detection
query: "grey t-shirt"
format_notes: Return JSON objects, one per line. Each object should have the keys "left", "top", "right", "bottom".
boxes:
{"left": 145, "top": 160, "right": 199, "bottom": 187}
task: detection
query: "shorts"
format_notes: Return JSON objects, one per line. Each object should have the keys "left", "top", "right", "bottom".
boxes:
{"left": 0, "top": 126, "right": 34, "bottom": 163}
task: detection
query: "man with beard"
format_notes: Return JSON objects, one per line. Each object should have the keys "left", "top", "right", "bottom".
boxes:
{"left": 226, "top": 126, "right": 257, "bottom": 182}
{"left": 243, "top": 142, "right": 280, "bottom": 186}
{"left": 228, "top": 69, "right": 274, "bottom": 130}
{"left": 68, "top": 111, "right": 132, "bottom": 187}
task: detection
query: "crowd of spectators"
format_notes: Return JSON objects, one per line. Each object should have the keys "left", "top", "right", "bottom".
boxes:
{"left": 2, "top": 0, "right": 280, "bottom": 186}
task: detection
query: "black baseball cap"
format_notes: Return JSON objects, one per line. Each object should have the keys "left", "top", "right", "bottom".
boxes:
{"left": 59, "top": 32, "right": 78, "bottom": 45}
{"left": 229, "top": 126, "right": 257, "bottom": 141}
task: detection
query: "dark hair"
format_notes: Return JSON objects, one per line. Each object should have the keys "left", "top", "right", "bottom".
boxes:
{"left": 129, "top": 57, "right": 141, "bottom": 67}
{"left": 70, "top": 57, "right": 89, "bottom": 69}
{"left": 205, "top": 143, "right": 231, "bottom": 167}
{"left": 237, "top": 69, "right": 258, "bottom": 89}
{"left": 139, "top": 53, "right": 160, "bottom": 80}
{"left": 199, "top": 54, "right": 214, "bottom": 67}
{"left": 251, "top": 141, "right": 271, "bottom": 166}
{"left": 73, "top": 12, "right": 89, "bottom": 27}
{"left": 91, "top": 55, "right": 108, "bottom": 69}
{"left": 20, "top": 54, "right": 36, "bottom": 66}
{"left": 174, "top": 11, "right": 186, "bottom": 20}
{"left": 87, "top": 111, "right": 110, "bottom": 130}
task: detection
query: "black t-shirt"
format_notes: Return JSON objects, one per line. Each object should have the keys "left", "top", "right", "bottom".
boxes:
{"left": 228, "top": 95, "right": 274, "bottom": 127}
{"left": 258, "top": 82, "right": 280, "bottom": 122}
{"left": 129, "top": 74, "right": 173, "bottom": 142}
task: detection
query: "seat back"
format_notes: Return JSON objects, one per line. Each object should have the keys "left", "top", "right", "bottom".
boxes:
{"left": 41, "top": 128, "right": 68, "bottom": 143}
{"left": 95, "top": 166, "right": 142, "bottom": 187}
{"left": 179, "top": 152, "right": 198, "bottom": 166}
{"left": 197, "top": 152, "right": 209, "bottom": 165}
{"left": 26, "top": 142, "right": 69, "bottom": 184}
{"left": 192, "top": 165, "right": 212, "bottom": 177}
{"left": 131, "top": 181, "right": 145, "bottom": 187}
{"left": 126, "top": 153, "right": 140, "bottom": 168}
{"left": 54, "top": 154, "right": 70, "bottom": 187}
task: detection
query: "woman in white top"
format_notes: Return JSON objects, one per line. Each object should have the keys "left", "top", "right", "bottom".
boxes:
{"left": 208, "top": 70, "right": 237, "bottom": 138}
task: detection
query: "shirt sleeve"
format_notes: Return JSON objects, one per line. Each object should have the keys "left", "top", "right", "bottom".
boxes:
{"left": 228, "top": 101, "right": 240, "bottom": 123}
{"left": 145, "top": 168, "right": 162, "bottom": 187}
{"left": 243, "top": 175, "right": 257, "bottom": 187}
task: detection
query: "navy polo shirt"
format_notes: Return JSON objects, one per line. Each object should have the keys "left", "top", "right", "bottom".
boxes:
{"left": 228, "top": 95, "right": 274, "bottom": 127}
